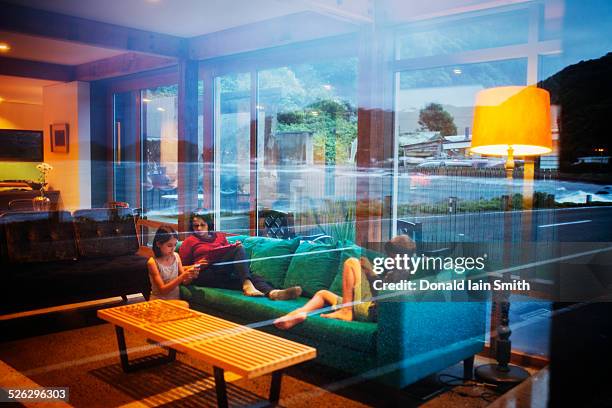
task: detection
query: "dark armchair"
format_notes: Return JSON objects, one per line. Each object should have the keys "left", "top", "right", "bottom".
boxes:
{"left": 258, "top": 209, "right": 296, "bottom": 239}
{"left": 258, "top": 208, "right": 332, "bottom": 242}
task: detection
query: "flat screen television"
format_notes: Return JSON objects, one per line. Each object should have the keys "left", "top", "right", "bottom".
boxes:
{"left": 0, "top": 129, "right": 44, "bottom": 162}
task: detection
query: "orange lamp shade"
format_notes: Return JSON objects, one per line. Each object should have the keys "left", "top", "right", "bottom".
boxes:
{"left": 471, "top": 86, "right": 552, "bottom": 156}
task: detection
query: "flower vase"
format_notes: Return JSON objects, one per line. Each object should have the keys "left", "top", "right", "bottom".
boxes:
{"left": 33, "top": 189, "right": 51, "bottom": 211}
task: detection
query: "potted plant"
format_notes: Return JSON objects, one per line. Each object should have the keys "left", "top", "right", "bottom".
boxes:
{"left": 34, "top": 162, "right": 53, "bottom": 211}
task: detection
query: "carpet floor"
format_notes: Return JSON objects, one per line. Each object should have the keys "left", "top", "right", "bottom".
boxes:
{"left": 0, "top": 302, "right": 533, "bottom": 407}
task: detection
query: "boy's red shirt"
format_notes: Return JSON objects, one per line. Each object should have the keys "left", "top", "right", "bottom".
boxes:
{"left": 178, "top": 232, "right": 234, "bottom": 266}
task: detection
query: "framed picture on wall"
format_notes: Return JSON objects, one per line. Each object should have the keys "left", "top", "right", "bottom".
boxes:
{"left": 50, "top": 123, "right": 69, "bottom": 153}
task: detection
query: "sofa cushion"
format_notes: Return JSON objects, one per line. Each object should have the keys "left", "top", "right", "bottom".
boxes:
{"left": 249, "top": 238, "right": 299, "bottom": 287}
{"left": 73, "top": 208, "right": 139, "bottom": 258}
{"left": 0, "top": 211, "right": 77, "bottom": 263}
{"left": 187, "top": 286, "right": 377, "bottom": 354}
{"left": 283, "top": 241, "right": 340, "bottom": 297}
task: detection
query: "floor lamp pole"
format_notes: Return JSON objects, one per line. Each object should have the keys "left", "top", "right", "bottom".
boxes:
{"left": 475, "top": 146, "right": 530, "bottom": 386}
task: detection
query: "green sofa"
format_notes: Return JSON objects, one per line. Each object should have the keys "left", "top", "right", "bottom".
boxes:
{"left": 181, "top": 236, "right": 487, "bottom": 389}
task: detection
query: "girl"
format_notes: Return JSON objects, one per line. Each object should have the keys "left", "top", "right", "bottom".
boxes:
{"left": 148, "top": 225, "right": 194, "bottom": 305}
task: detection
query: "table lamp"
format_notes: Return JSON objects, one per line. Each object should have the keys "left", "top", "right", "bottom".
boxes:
{"left": 470, "top": 86, "right": 552, "bottom": 386}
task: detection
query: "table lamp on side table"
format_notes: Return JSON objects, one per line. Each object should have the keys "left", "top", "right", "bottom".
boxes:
{"left": 470, "top": 85, "right": 552, "bottom": 386}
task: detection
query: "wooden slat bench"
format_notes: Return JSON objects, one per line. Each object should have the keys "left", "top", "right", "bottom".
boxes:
{"left": 98, "top": 300, "right": 316, "bottom": 407}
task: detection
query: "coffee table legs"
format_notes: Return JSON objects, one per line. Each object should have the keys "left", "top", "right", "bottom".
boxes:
{"left": 114, "top": 326, "right": 176, "bottom": 373}
{"left": 213, "top": 366, "right": 229, "bottom": 408}
{"left": 212, "top": 366, "right": 284, "bottom": 408}
{"left": 269, "top": 370, "right": 283, "bottom": 403}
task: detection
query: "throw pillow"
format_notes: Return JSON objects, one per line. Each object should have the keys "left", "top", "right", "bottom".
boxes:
{"left": 249, "top": 238, "right": 300, "bottom": 287}
{"left": 284, "top": 240, "right": 341, "bottom": 297}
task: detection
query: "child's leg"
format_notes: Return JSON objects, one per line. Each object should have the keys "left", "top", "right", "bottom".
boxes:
{"left": 320, "top": 257, "right": 361, "bottom": 321}
{"left": 274, "top": 290, "right": 338, "bottom": 330}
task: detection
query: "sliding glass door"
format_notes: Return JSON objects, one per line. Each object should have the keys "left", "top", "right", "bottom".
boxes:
{"left": 112, "top": 91, "right": 139, "bottom": 208}
{"left": 141, "top": 85, "right": 178, "bottom": 222}
{"left": 213, "top": 73, "right": 252, "bottom": 234}
{"left": 111, "top": 82, "right": 179, "bottom": 223}
{"left": 256, "top": 60, "right": 358, "bottom": 237}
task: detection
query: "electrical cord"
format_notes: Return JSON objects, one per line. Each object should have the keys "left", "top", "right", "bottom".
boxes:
{"left": 437, "top": 373, "right": 501, "bottom": 403}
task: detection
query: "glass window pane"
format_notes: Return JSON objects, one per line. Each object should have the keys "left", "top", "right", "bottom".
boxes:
{"left": 142, "top": 85, "right": 178, "bottom": 223}
{"left": 215, "top": 73, "right": 251, "bottom": 234}
{"left": 397, "top": 59, "right": 527, "bottom": 141}
{"left": 257, "top": 59, "right": 358, "bottom": 238}
{"left": 397, "top": 9, "right": 530, "bottom": 59}
{"left": 113, "top": 91, "right": 139, "bottom": 207}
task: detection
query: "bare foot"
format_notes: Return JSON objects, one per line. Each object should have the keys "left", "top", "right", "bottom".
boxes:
{"left": 321, "top": 308, "right": 353, "bottom": 321}
{"left": 273, "top": 311, "right": 307, "bottom": 330}
{"left": 268, "top": 286, "right": 302, "bottom": 300}
{"left": 242, "top": 279, "right": 264, "bottom": 297}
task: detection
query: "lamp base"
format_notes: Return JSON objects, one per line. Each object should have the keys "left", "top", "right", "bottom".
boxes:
{"left": 475, "top": 364, "right": 530, "bottom": 386}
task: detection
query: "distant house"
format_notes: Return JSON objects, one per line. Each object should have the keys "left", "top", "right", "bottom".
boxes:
{"left": 399, "top": 130, "right": 472, "bottom": 160}
{"left": 399, "top": 131, "right": 442, "bottom": 158}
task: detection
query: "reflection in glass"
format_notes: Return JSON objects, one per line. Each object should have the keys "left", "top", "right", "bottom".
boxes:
{"left": 397, "top": 9, "right": 529, "bottom": 59}
{"left": 257, "top": 59, "right": 358, "bottom": 237}
{"left": 215, "top": 73, "right": 251, "bottom": 233}
{"left": 142, "top": 85, "right": 178, "bottom": 222}
{"left": 113, "top": 91, "right": 138, "bottom": 208}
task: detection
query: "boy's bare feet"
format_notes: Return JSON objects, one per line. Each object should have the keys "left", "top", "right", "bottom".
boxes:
{"left": 273, "top": 311, "right": 307, "bottom": 330}
{"left": 321, "top": 308, "right": 353, "bottom": 321}
{"left": 268, "top": 286, "right": 302, "bottom": 300}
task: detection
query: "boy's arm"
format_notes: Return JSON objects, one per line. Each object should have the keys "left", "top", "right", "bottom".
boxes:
{"left": 360, "top": 256, "right": 379, "bottom": 283}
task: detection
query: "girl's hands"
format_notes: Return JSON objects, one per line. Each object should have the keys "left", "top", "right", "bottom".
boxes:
{"left": 185, "top": 259, "right": 208, "bottom": 273}
{"left": 181, "top": 269, "right": 199, "bottom": 285}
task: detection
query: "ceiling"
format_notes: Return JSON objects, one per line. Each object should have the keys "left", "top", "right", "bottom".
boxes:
{"left": 0, "top": 31, "right": 125, "bottom": 65}
{"left": 0, "top": 0, "right": 513, "bottom": 72}
{"left": 0, "top": 0, "right": 368, "bottom": 67}
{"left": 0, "top": 75, "right": 59, "bottom": 104}
{"left": 2, "top": 0, "right": 309, "bottom": 38}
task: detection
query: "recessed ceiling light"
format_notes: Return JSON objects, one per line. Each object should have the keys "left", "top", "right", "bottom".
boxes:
{"left": 156, "top": 107, "right": 166, "bottom": 112}
{"left": 142, "top": 98, "right": 152, "bottom": 103}
{"left": 323, "top": 84, "right": 332, "bottom": 90}
{"left": 453, "top": 68, "right": 462, "bottom": 75}
{"left": 0, "top": 43, "right": 10, "bottom": 52}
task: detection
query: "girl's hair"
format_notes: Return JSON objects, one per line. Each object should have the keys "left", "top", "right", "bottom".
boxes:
{"left": 152, "top": 225, "right": 179, "bottom": 257}
{"left": 189, "top": 210, "right": 215, "bottom": 232}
